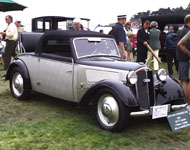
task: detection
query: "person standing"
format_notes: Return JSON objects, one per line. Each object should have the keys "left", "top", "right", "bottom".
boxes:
{"left": 126, "top": 33, "right": 134, "bottom": 61}
{"left": 136, "top": 20, "right": 150, "bottom": 63}
{"left": 73, "top": 18, "right": 83, "bottom": 31}
{"left": 164, "top": 25, "right": 179, "bottom": 77}
{"left": 146, "top": 21, "right": 161, "bottom": 71}
{"left": 0, "top": 15, "right": 18, "bottom": 70}
{"left": 113, "top": 15, "right": 127, "bottom": 59}
{"left": 15, "top": 20, "right": 24, "bottom": 33}
{"left": 176, "top": 14, "right": 190, "bottom": 108}
{"left": 177, "top": 31, "right": 190, "bottom": 108}
{"left": 124, "top": 21, "right": 133, "bottom": 36}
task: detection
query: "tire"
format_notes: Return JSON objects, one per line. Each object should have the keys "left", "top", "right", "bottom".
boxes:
{"left": 94, "top": 88, "right": 130, "bottom": 132}
{"left": 9, "top": 67, "right": 30, "bottom": 100}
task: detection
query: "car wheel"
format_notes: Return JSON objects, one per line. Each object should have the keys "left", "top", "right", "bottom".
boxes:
{"left": 94, "top": 88, "right": 130, "bottom": 132}
{"left": 9, "top": 67, "right": 30, "bottom": 100}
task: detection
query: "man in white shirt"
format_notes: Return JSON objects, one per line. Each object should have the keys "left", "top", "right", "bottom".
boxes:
{"left": 0, "top": 15, "right": 18, "bottom": 70}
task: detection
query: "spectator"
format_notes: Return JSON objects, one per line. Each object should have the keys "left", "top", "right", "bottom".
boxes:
{"left": 176, "top": 14, "right": 190, "bottom": 108}
{"left": 0, "top": 15, "right": 18, "bottom": 71}
{"left": 0, "top": 34, "right": 6, "bottom": 64}
{"left": 164, "top": 25, "right": 179, "bottom": 77}
{"left": 177, "top": 31, "right": 190, "bottom": 108}
{"left": 136, "top": 20, "right": 150, "bottom": 63}
{"left": 73, "top": 18, "right": 83, "bottom": 31}
{"left": 124, "top": 21, "right": 133, "bottom": 36}
{"left": 15, "top": 20, "right": 24, "bottom": 33}
{"left": 146, "top": 21, "right": 161, "bottom": 71}
{"left": 99, "top": 30, "right": 104, "bottom": 34}
{"left": 113, "top": 15, "right": 127, "bottom": 59}
{"left": 126, "top": 33, "right": 134, "bottom": 61}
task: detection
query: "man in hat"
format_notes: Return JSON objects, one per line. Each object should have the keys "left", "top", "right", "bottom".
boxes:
{"left": 15, "top": 20, "right": 24, "bottom": 33}
{"left": 113, "top": 15, "right": 127, "bottom": 59}
{"left": 73, "top": 18, "right": 83, "bottom": 31}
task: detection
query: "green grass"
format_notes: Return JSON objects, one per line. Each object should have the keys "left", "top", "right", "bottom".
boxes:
{"left": 0, "top": 63, "right": 190, "bottom": 150}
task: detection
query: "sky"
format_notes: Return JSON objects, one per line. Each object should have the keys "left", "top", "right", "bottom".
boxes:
{"left": 0, "top": 0, "right": 189, "bottom": 32}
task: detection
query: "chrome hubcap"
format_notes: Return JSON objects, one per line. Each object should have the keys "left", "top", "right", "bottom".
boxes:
{"left": 12, "top": 72, "right": 24, "bottom": 97}
{"left": 97, "top": 94, "right": 119, "bottom": 127}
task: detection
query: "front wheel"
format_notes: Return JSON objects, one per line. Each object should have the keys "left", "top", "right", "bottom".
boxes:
{"left": 9, "top": 67, "right": 30, "bottom": 100}
{"left": 94, "top": 88, "right": 130, "bottom": 132}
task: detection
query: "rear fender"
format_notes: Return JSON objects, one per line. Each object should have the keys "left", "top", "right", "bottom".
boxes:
{"left": 80, "top": 80, "right": 138, "bottom": 107}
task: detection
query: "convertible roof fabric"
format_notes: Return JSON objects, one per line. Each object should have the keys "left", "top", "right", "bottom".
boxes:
{"left": 42, "top": 30, "right": 113, "bottom": 38}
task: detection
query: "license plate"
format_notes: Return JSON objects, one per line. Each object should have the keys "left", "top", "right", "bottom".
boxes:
{"left": 152, "top": 105, "right": 169, "bottom": 119}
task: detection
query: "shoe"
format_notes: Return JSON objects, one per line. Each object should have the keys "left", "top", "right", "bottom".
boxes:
{"left": 186, "top": 105, "right": 190, "bottom": 111}
{"left": 1, "top": 74, "right": 5, "bottom": 79}
{"left": 0, "top": 68, "right": 6, "bottom": 71}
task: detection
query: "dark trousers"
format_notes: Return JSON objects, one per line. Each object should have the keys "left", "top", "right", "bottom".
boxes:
{"left": 3, "top": 40, "right": 17, "bottom": 70}
{"left": 167, "top": 48, "right": 178, "bottom": 75}
{"left": 136, "top": 47, "right": 147, "bottom": 63}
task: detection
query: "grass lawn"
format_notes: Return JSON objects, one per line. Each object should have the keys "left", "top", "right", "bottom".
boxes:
{"left": 0, "top": 62, "right": 190, "bottom": 150}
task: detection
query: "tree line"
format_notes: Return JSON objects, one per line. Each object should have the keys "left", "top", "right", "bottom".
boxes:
{"left": 131, "top": 2, "right": 190, "bottom": 21}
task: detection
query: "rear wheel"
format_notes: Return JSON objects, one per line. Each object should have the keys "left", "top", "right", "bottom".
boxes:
{"left": 94, "top": 88, "right": 130, "bottom": 132}
{"left": 9, "top": 67, "right": 30, "bottom": 100}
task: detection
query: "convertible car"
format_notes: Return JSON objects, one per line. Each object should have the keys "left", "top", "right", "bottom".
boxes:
{"left": 6, "top": 30, "right": 187, "bottom": 132}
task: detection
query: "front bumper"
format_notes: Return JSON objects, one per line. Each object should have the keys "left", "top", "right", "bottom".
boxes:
{"left": 130, "top": 103, "right": 188, "bottom": 117}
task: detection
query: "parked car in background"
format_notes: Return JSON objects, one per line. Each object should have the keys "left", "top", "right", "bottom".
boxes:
{"left": 141, "top": 14, "right": 185, "bottom": 61}
{"left": 6, "top": 30, "right": 187, "bottom": 132}
{"left": 32, "top": 16, "right": 90, "bottom": 32}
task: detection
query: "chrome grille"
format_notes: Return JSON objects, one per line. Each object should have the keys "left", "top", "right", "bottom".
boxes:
{"left": 136, "top": 68, "right": 153, "bottom": 110}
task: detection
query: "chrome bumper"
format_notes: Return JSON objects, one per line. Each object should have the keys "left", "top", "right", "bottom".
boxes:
{"left": 171, "top": 103, "right": 187, "bottom": 111}
{"left": 130, "top": 103, "right": 188, "bottom": 117}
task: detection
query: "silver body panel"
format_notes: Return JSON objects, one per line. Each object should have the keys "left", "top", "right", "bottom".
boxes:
{"left": 20, "top": 55, "right": 74, "bottom": 101}
{"left": 19, "top": 55, "right": 129, "bottom": 103}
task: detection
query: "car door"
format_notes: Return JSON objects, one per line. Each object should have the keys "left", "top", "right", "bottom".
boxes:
{"left": 33, "top": 38, "right": 74, "bottom": 101}
{"left": 36, "top": 56, "right": 73, "bottom": 101}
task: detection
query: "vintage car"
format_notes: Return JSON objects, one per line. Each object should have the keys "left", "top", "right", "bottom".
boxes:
{"left": 6, "top": 30, "right": 187, "bottom": 132}
{"left": 32, "top": 16, "right": 90, "bottom": 32}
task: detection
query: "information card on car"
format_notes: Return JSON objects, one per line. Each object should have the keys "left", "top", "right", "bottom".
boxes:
{"left": 152, "top": 105, "right": 169, "bottom": 119}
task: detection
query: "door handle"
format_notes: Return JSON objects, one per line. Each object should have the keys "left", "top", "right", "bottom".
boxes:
{"left": 66, "top": 70, "right": 72, "bottom": 73}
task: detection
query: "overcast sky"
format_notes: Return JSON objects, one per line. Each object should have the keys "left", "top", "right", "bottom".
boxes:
{"left": 0, "top": 0, "right": 189, "bottom": 32}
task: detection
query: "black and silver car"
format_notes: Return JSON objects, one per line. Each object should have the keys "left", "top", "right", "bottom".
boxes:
{"left": 6, "top": 30, "right": 187, "bottom": 132}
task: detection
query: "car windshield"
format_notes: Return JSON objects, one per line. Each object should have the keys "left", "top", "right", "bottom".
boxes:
{"left": 74, "top": 37, "right": 121, "bottom": 58}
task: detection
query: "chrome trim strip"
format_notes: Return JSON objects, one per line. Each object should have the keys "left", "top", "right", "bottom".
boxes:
{"left": 171, "top": 103, "right": 187, "bottom": 111}
{"left": 130, "top": 110, "right": 150, "bottom": 117}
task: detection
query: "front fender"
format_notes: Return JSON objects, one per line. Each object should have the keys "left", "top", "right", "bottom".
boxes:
{"left": 80, "top": 79, "right": 138, "bottom": 107}
{"left": 6, "top": 59, "right": 31, "bottom": 90}
{"left": 154, "top": 75, "right": 186, "bottom": 105}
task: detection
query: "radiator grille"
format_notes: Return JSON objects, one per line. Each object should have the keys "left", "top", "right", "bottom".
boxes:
{"left": 136, "top": 68, "right": 153, "bottom": 110}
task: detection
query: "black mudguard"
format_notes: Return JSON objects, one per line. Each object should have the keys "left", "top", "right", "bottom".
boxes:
{"left": 154, "top": 75, "right": 186, "bottom": 105}
{"left": 6, "top": 59, "right": 31, "bottom": 90}
{"left": 80, "top": 79, "right": 138, "bottom": 108}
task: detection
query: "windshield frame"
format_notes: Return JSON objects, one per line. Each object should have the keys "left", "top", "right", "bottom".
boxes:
{"left": 73, "top": 37, "right": 121, "bottom": 59}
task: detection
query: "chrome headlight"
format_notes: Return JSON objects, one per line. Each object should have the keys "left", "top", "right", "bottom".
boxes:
{"left": 127, "top": 71, "right": 138, "bottom": 84}
{"left": 157, "top": 69, "right": 167, "bottom": 81}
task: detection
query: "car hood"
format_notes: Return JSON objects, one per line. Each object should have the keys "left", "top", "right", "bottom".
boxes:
{"left": 78, "top": 59, "right": 147, "bottom": 71}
